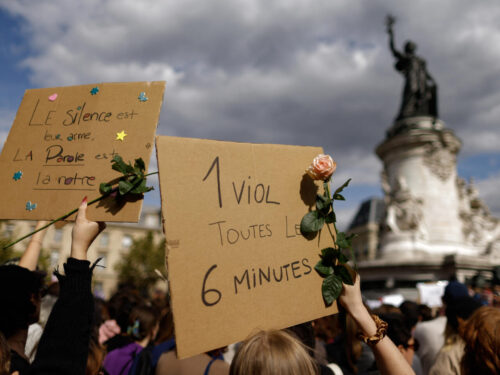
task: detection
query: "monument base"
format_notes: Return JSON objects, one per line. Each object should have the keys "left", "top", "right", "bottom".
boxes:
{"left": 358, "top": 253, "right": 498, "bottom": 288}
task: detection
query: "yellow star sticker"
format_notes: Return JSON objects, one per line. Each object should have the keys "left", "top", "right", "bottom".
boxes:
{"left": 116, "top": 130, "right": 127, "bottom": 141}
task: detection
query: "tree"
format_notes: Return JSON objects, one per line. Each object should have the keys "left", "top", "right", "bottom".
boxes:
{"left": 0, "top": 221, "right": 51, "bottom": 280}
{"left": 115, "top": 231, "right": 166, "bottom": 295}
{"left": 0, "top": 233, "right": 20, "bottom": 265}
{"left": 0, "top": 221, "right": 22, "bottom": 265}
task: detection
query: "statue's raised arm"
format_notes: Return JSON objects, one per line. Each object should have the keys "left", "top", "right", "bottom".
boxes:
{"left": 386, "top": 14, "right": 402, "bottom": 59}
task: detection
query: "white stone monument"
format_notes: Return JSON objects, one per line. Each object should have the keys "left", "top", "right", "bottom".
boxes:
{"left": 357, "top": 16, "right": 499, "bottom": 286}
{"left": 375, "top": 116, "right": 500, "bottom": 265}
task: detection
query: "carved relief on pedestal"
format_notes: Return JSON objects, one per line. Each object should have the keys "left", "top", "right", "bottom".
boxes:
{"left": 423, "top": 143, "right": 455, "bottom": 181}
{"left": 457, "top": 177, "right": 500, "bottom": 250}
{"left": 382, "top": 171, "right": 427, "bottom": 240}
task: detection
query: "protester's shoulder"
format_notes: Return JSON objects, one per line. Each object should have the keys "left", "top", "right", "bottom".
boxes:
{"left": 415, "top": 316, "right": 446, "bottom": 333}
{"left": 156, "top": 351, "right": 228, "bottom": 375}
{"left": 209, "top": 357, "right": 230, "bottom": 373}
{"left": 107, "top": 342, "right": 141, "bottom": 360}
{"left": 429, "top": 348, "right": 457, "bottom": 375}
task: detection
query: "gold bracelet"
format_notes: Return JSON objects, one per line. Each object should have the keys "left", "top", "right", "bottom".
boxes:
{"left": 357, "top": 314, "right": 388, "bottom": 346}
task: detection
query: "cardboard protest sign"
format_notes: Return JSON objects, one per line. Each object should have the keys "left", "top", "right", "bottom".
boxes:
{"left": 417, "top": 281, "right": 447, "bottom": 308}
{"left": 156, "top": 136, "right": 338, "bottom": 359}
{"left": 0, "top": 81, "right": 165, "bottom": 221}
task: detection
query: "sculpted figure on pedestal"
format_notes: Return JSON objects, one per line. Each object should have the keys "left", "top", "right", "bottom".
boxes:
{"left": 457, "top": 178, "right": 500, "bottom": 249}
{"left": 386, "top": 15, "right": 438, "bottom": 120}
{"left": 382, "top": 172, "right": 426, "bottom": 239}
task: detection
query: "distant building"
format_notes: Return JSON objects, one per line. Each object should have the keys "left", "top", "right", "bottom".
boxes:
{"left": 348, "top": 198, "right": 384, "bottom": 261}
{"left": 1, "top": 206, "right": 164, "bottom": 298}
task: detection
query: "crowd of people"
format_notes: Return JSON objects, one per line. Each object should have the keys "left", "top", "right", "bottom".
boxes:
{"left": 0, "top": 200, "right": 499, "bottom": 375}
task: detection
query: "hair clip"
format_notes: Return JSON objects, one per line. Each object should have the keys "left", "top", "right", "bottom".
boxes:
{"left": 127, "top": 319, "right": 140, "bottom": 337}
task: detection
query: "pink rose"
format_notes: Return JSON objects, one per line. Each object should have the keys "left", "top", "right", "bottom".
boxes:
{"left": 306, "top": 154, "right": 336, "bottom": 180}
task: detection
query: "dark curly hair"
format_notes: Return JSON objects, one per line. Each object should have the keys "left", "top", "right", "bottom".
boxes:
{"left": 0, "top": 265, "right": 44, "bottom": 338}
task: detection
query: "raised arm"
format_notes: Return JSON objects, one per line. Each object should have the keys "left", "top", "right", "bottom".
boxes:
{"left": 386, "top": 15, "right": 402, "bottom": 59}
{"left": 18, "top": 221, "right": 49, "bottom": 271}
{"left": 70, "top": 197, "right": 106, "bottom": 261}
{"left": 338, "top": 275, "right": 415, "bottom": 375}
{"left": 30, "top": 198, "right": 105, "bottom": 375}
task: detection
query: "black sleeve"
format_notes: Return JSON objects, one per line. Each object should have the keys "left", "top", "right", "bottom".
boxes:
{"left": 30, "top": 258, "right": 95, "bottom": 375}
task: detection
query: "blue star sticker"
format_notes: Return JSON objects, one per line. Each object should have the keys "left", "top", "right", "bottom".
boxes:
{"left": 90, "top": 87, "right": 99, "bottom": 95}
{"left": 25, "top": 201, "right": 37, "bottom": 211}
{"left": 138, "top": 92, "right": 148, "bottom": 102}
{"left": 13, "top": 171, "right": 23, "bottom": 181}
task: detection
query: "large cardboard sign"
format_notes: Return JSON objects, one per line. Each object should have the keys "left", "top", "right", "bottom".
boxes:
{"left": 156, "top": 136, "right": 337, "bottom": 358}
{"left": 0, "top": 81, "right": 165, "bottom": 221}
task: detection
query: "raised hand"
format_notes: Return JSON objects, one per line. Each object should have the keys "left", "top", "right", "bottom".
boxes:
{"left": 386, "top": 14, "right": 396, "bottom": 33}
{"left": 70, "top": 197, "right": 106, "bottom": 260}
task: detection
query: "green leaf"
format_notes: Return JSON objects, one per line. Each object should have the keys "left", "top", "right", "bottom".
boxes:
{"left": 333, "top": 193, "right": 345, "bottom": 201}
{"left": 336, "top": 232, "right": 355, "bottom": 249}
{"left": 316, "top": 194, "right": 331, "bottom": 214}
{"left": 335, "top": 265, "right": 354, "bottom": 285}
{"left": 111, "top": 155, "right": 126, "bottom": 173}
{"left": 99, "top": 182, "right": 112, "bottom": 194}
{"left": 112, "top": 154, "right": 124, "bottom": 164}
{"left": 300, "top": 211, "right": 325, "bottom": 233}
{"left": 112, "top": 155, "right": 134, "bottom": 175}
{"left": 320, "top": 247, "right": 337, "bottom": 264}
{"left": 322, "top": 274, "right": 343, "bottom": 306}
{"left": 336, "top": 232, "right": 347, "bottom": 248}
{"left": 134, "top": 158, "right": 146, "bottom": 172}
{"left": 321, "top": 247, "right": 336, "bottom": 258}
{"left": 334, "top": 178, "right": 352, "bottom": 196}
{"left": 118, "top": 180, "right": 134, "bottom": 195}
{"left": 325, "top": 211, "right": 336, "bottom": 223}
{"left": 130, "top": 179, "right": 153, "bottom": 194}
{"left": 315, "top": 260, "right": 333, "bottom": 277}
{"left": 337, "top": 251, "right": 349, "bottom": 264}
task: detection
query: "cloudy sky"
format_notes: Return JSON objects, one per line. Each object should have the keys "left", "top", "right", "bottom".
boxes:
{"left": 1, "top": 0, "right": 499, "bottom": 225}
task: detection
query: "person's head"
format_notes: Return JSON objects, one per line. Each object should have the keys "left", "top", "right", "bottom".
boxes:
{"left": 404, "top": 41, "right": 416, "bottom": 54}
{"left": 442, "top": 281, "right": 469, "bottom": 306}
{"left": 445, "top": 296, "right": 482, "bottom": 333}
{"left": 0, "top": 265, "right": 44, "bottom": 338}
{"left": 373, "top": 304, "right": 400, "bottom": 315}
{"left": 126, "top": 305, "right": 159, "bottom": 344}
{"left": 418, "top": 304, "right": 434, "bottom": 322}
{"left": 399, "top": 301, "right": 419, "bottom": 331}
{"left": 460, "top": 306, "right": 500, "bottom": 375}
{"left": 151, "top": 294, "right": 174, "bottom": 344}
{"left": 107, "top": 287, "right": 144, "bottom": 333}
{"left": 230, "top": 330, "right": 317, "bottom": 375}
{"left": 381, "top": 313, "right": 416, "bottom": 366}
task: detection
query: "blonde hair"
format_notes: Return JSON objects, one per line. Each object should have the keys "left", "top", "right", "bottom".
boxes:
{"left": 460, "top": 306, "right": 500, "bottom": 375}
{"left": 230, "top": 330, "right": 317, "bottom": 375}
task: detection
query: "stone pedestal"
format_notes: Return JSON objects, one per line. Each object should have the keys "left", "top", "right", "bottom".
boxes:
{"left": 375, "top": 116, "right": 481, "bottom": 260}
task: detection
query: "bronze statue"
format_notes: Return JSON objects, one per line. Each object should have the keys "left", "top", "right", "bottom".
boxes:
{"left": 386, "top": 15, "right": 438, "bottom": 120}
